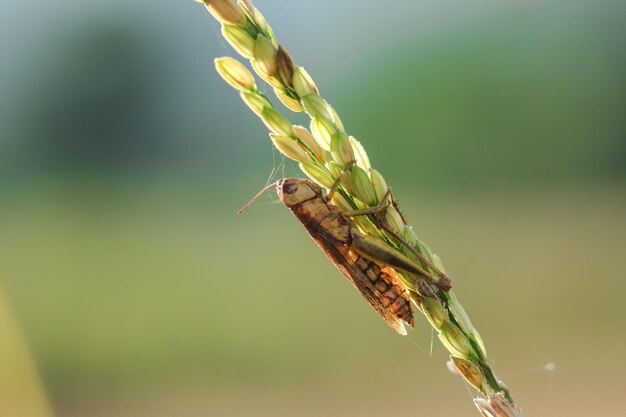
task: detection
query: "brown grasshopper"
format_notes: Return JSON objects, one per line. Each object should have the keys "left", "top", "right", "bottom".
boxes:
{"left": 241, "top": 176, "right": 451, "bottom": 335}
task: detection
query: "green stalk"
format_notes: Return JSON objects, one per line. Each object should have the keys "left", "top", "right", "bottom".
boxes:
{"left": 200, "top": 2, "right": 522, "bottom": 416}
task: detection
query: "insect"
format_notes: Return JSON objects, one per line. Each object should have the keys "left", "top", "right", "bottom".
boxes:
{"left": 241, "top": 176, "right": 451, "bottom": 335}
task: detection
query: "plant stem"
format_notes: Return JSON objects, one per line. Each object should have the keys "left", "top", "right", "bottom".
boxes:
{"left": 200, "top": 2, "right": 523, "bottom": 415}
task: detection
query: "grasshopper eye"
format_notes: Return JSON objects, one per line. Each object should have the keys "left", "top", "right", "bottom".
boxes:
{"left": 278, "top": 178, "right": 318, "bottom": 206}
{"left": 281, "top": 180, "right": 299, "bottom": 195}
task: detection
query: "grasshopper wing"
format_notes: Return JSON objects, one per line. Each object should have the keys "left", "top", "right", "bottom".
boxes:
{"left": 312, "top": 228, "right": 414, "bottom": 335}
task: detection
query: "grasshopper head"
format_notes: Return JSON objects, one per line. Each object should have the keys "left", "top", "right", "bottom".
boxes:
{"left": 277, "top": 178, "right": 323, "bottom": 207}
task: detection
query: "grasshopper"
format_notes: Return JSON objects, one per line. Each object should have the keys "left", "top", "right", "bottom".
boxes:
{"left": 241, "top": 176, "right": 451, "bottom": 335}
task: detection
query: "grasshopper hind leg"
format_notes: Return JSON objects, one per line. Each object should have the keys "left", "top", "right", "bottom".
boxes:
{"left": 344, "top": 188, "right": 453, "bottom": 291}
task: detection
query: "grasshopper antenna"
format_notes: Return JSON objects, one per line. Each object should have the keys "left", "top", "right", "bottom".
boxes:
{"left": 238, "top": 181, "right": 279, "bottom": 214}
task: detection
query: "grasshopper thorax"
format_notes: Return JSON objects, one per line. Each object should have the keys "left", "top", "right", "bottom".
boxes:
{"left": 277, "top": 178, "right": 323, "bottom": 207}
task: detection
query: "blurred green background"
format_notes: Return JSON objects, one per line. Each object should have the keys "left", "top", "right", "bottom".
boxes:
{"left": 1, "top": 0, "right": 625, "bottom": 416}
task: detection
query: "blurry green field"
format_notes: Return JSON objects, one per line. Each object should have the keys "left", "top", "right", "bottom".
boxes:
{"left": 2, "top": 175, "right": 626, "bottom": 416}
{"left": 1, "top": 1, "right": 625, "bottom": 414}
